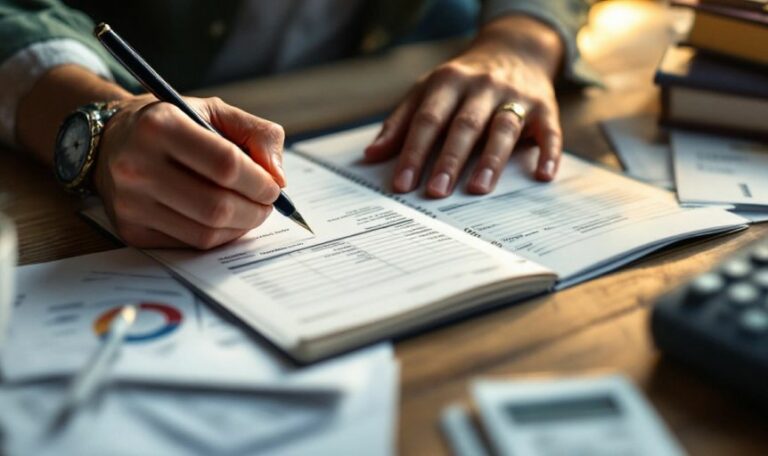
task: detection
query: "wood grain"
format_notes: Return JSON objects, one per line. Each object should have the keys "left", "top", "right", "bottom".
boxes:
{"left": 2, "top": 2, "right": 765, "bottom": 454}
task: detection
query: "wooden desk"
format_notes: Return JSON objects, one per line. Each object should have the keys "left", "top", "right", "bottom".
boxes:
{"left": 3, "top": 2, "right": 767, "bottom": 454}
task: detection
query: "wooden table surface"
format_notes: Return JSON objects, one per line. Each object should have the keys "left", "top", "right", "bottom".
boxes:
{"left": 3, "top": 2, "right": 767, "bottom": 454}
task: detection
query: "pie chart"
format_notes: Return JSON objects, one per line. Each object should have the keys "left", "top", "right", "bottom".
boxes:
{"left": 93, "top": 302, "right": 182, "bottom": 342}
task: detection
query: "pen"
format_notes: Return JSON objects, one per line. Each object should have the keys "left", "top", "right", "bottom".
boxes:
{"left": 52, "top": 304, "right": 137, "bottom": 429}
{"left": 94, "top": 23, "right": 313, "bottom": 234}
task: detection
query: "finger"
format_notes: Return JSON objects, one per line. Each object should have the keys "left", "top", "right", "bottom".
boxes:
{"left": 392, "top": 81, "right": 465, "bottom": 193}
{"left": 148, "top": 104, "right": 281, "bottom": 205}
{"left": 467, "top": 106, "right": 526, "bottom": 194}
{"left": 116, "top": 195, "right": 251, "bottom": 249}
{"left": 364, "top": 86, "right": 423, "bottom": 162}
{"left": 531, "top": 106, "right": 562, "bottom": 181}
{"left": 114, "top": 223, "right": 189, "bottom": 249}
{"left": 199, "top": 97, "right": 287, "bottom": 187}
{"left": 426, "top": 88, "right": 497, "bottom": 198}
{"left": 148, "top": 165, "right": 273, "bottom": 230}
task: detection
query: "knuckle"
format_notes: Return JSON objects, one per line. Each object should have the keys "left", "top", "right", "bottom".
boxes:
{"left": 494, "top": 115, "right": 522, "bottom": 136}
{"left": 110, "top": 157, "right": 143, "bottom": 183}
{"left": 194, "top": 227, "right": 221, "bottom": 250}
{"left": 482, "top": 154, "right": 504, "bottom": 171}
{"left": 257, "top": 121, "right": 285, "bottom": 148}
{"left": 259, "top": 182, "right": 281, "bottom": 204}
{"left": 433, "top": 64, "right": 464, "bottom": 83}
{"left": 213, "top": 148, "right": 241, "bottom": 185}
{"left": 206, "top": 96, "right": 224, "bottom": 106}
{"left": 454, "top": 112, "right": 484, "bottom": 132}
{"left": 252, "top": 204, "right": 273, "bottom": 226}
{"left": 474, "top": 72, "right": 504, "bottom": 89}
{"left": 505, "top": 87, "right": 523, "bottom": 99}
{"left": 207, "top": 196, "right": 235, "bottom": 227}
{"left": 414, "top": 109, "right": 442, "bottom": 128}
{"left": 136, "top": 104, "right": 173, "bottom": 133}
{"left": 398, "top": 147, "right": 427, "bottom": 169}
{"left": 438, "top": 153, "right": 462, "bottom": 173}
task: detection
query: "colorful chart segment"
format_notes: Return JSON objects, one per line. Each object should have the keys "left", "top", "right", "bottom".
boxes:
{"left": 93, "top": 302, "right": 182, "bottom": 342}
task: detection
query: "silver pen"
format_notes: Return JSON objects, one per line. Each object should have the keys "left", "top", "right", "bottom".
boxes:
{"left": 52, "top": 304, "right": 138, "bottom": 428}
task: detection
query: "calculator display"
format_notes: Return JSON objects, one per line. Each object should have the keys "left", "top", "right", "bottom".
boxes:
{"left": 505, "top": 395, "right": 622, "bottom": 425}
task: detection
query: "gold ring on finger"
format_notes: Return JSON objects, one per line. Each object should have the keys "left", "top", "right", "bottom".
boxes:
{"left": 498, "top": 101, "right": 527, "bottom": 122}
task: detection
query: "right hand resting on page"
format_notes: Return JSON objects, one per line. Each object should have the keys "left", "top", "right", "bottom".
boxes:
{"left": 94, "top": 95, "right": 286, "bottom": 249}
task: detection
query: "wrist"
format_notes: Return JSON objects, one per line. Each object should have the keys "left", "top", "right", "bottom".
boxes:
{"left": 472, "top": 15, "right": 564, "bottom": 79}
{"left": 16, "top": 64, "right": 130, "bottom": 166}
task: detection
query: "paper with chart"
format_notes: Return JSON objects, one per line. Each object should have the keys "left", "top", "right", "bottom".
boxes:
{"left": 293, "top": 123, "right": 748, "bottom": 286}
{"left": 672, "top": 130, "right": 768, "bottom": 211}
{"left": 82, "top": 152, "right": 554, "bottom": 355}
{"left": 3, "top": 248, "right": 387, "bottom": 390}
{"left": 0, "top": 344, "right": 397, "bottom": 456}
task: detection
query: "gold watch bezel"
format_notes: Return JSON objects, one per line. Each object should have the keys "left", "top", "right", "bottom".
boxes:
{"left": 54, "top": 102, "right": 117, "bottom": 196}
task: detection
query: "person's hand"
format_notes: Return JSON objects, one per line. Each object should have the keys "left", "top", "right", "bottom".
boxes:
{"left": 364, "top": 15, "right": 565, "bottom": 197}
{"left": 94, "top": 95, "right": 286, "bottom": 249}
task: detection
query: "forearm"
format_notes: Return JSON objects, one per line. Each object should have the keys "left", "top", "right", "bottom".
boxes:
{"left": 471, "top": 15, "right": 565, "bottom": 80}
{"left": 15, "top": 64, "right": 130, "bottom": 165}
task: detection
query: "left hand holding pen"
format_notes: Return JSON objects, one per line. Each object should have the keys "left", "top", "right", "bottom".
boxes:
{"left": 364, "top": 15, "right": 565, "bottom": 197}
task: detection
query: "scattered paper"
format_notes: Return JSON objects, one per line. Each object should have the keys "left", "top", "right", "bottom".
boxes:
{"left": 601, "top": 115, "right": 674, "bottom": 189}
{"left": 671, "top": 130, "right": 768, "bottom": 211}
{"left": 2, "top": 248, "right": 386, "bottom": 393}
{"left": 0, "top": 344, "right": 398, "bottom": 456}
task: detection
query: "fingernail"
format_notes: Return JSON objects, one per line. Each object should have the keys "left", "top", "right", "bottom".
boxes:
{"left": 543, "top": 159, "right": 555, "bottom": 178}
{"left": 428, "top": 172, "right": 451, "bottom": 196}
{"left": 394, "top": 168, "right": 415, "bottom": 192}
{"left": 473, "top": 168, "right": 494, "bottom": 192}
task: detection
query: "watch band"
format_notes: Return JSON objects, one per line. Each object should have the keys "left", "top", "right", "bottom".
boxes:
{"left": 55, "top": 101, "right": 119, "bottom": 196}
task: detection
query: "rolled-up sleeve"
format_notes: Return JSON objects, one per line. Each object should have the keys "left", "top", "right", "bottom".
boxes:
{"left": 0, "top": 39, "right": 113, "bottom": 146}
{"left": 480, "top": 0, "right": 601, "bottom": 87}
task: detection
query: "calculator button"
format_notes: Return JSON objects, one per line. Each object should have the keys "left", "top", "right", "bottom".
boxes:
{"left": 686, "top": 273, "right": 725, "bottom": 304}
{"left": 739, "top": 309, "right": 768, "bottom": 335}
{"left": 751, "top": 246, "right": 768, "bottom": 265}
{"left": 753, "top": 269, "right": 768, "bottom": 289}
{"left": 722, "top": 260, "right": 753, "bottom": 280}
{"left": 727, "top": 283, "right": 760, "bottom": 307}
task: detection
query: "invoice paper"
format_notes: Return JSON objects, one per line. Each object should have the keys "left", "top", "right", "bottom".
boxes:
{"left": 293, "top": 123, "right": 748, "bottom": 286}
{"left": 672, "top": 130, "right": 768, "bottom": 211}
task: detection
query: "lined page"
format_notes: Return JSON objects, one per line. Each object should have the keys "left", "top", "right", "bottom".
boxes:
{"left": 293, "top": 124, "right": 748, "bottom": 284}
{"left": 83, "top": 152, "right": 553, "bottom": 350}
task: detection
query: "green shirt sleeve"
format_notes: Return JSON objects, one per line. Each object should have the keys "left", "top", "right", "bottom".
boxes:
{"left": 0, "top": 0, "right": 138, "bottom": 90}
{"left": 480, "top": 0, "right": 602, "bottom": 87}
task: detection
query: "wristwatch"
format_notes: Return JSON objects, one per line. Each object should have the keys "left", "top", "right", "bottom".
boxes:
{"left": 53, "top": 101, "right": 119, "bottom": 195}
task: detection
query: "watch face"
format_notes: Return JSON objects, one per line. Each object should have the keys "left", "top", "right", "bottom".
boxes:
{"left": 55, "top": 113, "right": 92, "bottom": 184}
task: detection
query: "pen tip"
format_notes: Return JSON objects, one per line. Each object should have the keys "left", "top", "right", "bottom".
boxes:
{"left": 289, "top": 212, "right": 314, "bottom": 234}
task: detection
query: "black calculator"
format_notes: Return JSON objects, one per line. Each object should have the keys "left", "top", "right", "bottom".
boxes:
{"left": 651, "top": 236, "right": 768, "bottom": 403}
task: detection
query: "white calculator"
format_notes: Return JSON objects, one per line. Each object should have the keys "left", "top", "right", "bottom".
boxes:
{"left": 442, "top": 375, "right": 685, "bottom": 456}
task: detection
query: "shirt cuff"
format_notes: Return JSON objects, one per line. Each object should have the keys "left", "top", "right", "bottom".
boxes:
{"left": 479, "top": 0, "right": 602, "bottom": 88}
{"left": 0, "top": 39, "right": 113, "bottom": 147}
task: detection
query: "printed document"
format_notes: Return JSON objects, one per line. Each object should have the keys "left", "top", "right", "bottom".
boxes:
{"left": 672, "top": 130, "right": 768, "bottom": 211}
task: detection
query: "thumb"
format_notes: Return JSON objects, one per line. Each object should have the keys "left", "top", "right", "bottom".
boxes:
{"left": 197, "top": 97, "right": 287, "bottom": 187}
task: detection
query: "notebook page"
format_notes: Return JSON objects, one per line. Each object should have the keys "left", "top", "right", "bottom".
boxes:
{"left": 82, "top": 152, "right": 554, "bottom": 350}
{"left": 293, "top": 124, "right": 748, "bottom": 285}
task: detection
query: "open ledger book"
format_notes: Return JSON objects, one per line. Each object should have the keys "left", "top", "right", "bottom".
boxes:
{"left": 83, "top": 124, "right": 747, "bottom": 362}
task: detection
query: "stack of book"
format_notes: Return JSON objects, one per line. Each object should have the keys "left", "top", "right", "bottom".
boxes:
{"left": 654, "top": 0, "right": 768, "bottom": 139}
